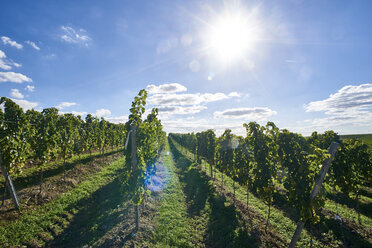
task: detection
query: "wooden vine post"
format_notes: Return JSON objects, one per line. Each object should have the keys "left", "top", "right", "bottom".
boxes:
{"left": 130, "top": 123, "right": 139, "bottom": 232}
{"left": 0, "top": 151, "right": 20, "bottom": 210}
{"left": 288, "top": 142, "right": 339, "bottom": 248}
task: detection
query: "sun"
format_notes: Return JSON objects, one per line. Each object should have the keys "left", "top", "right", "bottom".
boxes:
{"left": 204, "top": 11, "right": 261, "bottom": 64}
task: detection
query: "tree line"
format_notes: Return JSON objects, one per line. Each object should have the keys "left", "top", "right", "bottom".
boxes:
{"left": 169, "top": 123, "right": 372, "bottom": 232}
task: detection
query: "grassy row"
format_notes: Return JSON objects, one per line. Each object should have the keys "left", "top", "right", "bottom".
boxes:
{"left": 168, "top": 139, "right": 290, "bottom": 247}
{"left": 150, "top": 141, "right": 205, "bottom": 247}
{"left": 151, "top": 140, "right": 255, "bottom": 247}
{"left": 0, "top": 155, "right": 126, "bottom": 247}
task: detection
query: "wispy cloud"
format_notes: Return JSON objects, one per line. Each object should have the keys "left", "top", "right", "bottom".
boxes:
{"left": 94, "top": 108, "right": 111, "bottom": 117}
{"left": 105, "top": 115, "right": 128, "bottom": 124}
{"left": 25, "top": 40, "right": 40, "bottom": 50}
{"left": 146, "top": 83, "right": 242, "bottom": 119}
{"left": 303, "top": 83, "right": 372, "bottom": 134}
{"left": 162, "top": 118, "right": 247, "bottom": 136}
{"left": 214, "top": 107, "right": 277, "bottom": 119}
{"left": 11, "top": 99, "right": 38, "bottom": 110}
{"left": 0, "top": 49, "right": 21, "bottom": 70}
{"left": 0, "top": 72, "right": 32, "bottom": 83}
{"left": 158, "top": 105, "right": 207, "bottom": 115}
{"left": 60, "top": 26, "right": 91, "bottom": 46}
{"left": 146, "top": 83, "right": 187, "bottom": 94}
{"left": 10, "top": 89, "right": 24, "bottom": 99}
{"left": 71, "top": 111, "right": 88, "bottom": 116}
{"left": 148, "top": 92, "right": 236, "bottom": 106}
{"left": 25, "top": 85, "right": 35, "bottom": 92}
{"left": 306, "top": 84, "right": 372, "bottom": 114}
{"left": 1, "top": 36, "right": 23, "bottom": 49}
{"left": 56, "top": 101, "right": 77, "bottom": 110}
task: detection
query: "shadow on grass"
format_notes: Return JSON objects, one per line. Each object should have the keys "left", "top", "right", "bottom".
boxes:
{"left": 0, "top": 149, "right": 122, "bottom": 194}
{"left": 169, "top": 140, "right": 259, "bottom": 248}
{"left": 269, "top": 182, "right": 371, "bottom": 247}
{"left": 326, "top": 191, "right": 372, "bottom": 219}
{"left": 314, "top": 211, "right": 372, "bottom": 248}
{"left": 360, "top": 188, "right": 372, "bottom": 199}
{"left": 47, "top": 169, "right": 133, "bottom": 248}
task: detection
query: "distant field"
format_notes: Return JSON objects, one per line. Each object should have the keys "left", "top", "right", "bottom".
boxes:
{"left": 340, "top": 133, "right": 372, "bottom": 147}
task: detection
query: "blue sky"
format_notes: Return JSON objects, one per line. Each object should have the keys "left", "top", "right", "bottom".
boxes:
{"left": 1, "top": 0, "right": 372, "bottom": 135}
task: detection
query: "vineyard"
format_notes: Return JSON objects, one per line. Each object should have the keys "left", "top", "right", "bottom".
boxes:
{"left": 0, "top": 92, "right": 372, "bottom": 247}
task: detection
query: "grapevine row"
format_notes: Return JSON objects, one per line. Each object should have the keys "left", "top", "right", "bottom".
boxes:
{"left": 169, "top": 122, "right": 372, "bottom": 236}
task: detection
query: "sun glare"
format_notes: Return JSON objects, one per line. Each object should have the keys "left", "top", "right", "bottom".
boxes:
{"left": 204, "top": 11, "right": 261, "bottom": 64}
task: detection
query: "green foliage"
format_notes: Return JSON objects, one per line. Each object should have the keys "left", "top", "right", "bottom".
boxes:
{"left": 278, "top": 129, "right": 329, "bottom": 222}
{"left": 308, "top": 130, "right": 340, "bottom": 150}
{"left": 0, "top": 97, "right": 30, "bottom": 174}
{"left": 244, "top": 122, "right": 279, "bottom": 207}
{"left": 58, "top": 113, "right": 78, "bottom": 162}
{"left": 332, "top": 139, "right": 371, "bottom": 195}
{"left": 216, "top": 129, "right": 234, "bottom": 178}
{"left": 34, "top": 107, "right": 60, "bottom": 169}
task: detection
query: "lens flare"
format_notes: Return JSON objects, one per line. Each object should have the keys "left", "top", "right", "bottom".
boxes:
{"left": 144, "top": 162, "right": 170, "bottom": 193}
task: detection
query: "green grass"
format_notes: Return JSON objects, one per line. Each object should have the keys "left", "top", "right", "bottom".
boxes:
{"left": 0, "top": 155, "right": 127, "bottom": 247}
{"left": 151, "top": 141, "right": 204, "bottom": 247}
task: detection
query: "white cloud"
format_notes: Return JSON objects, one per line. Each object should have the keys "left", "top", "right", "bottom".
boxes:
{"left": 25, "top": 41, "right": 40, "bottom": 50}
{"left": 162, "top": 118, "right": 246, "bottom": 136}
{"left": 10, "top": 89, "right": 24, "bottom": 99}
{"left": 56, "top": 101, "right": 77, "bottom": 110}
{"left": 146, "top": 83, "right": 187, "bottom": 94}
{"left": 25, "top": 85, "right": 35, "bottom": 92}
{"left": 214, "top": 107, "right": 277, "bottom": 120}
{"left": 0, "top": 72, "right": 32, "bottom": 83}
{"left": 94, "top": 108, "right": 111, "bottom": 117}
{"left": 200, "top": 92, "right": 230, "bottom": 102}
{"left": 302, "top": 83, "right": 372, "bottom": 134}
{"left": 71, "top": 111, "right": 88, "bottom": 116}
{"left": 0, "top": 50, "right": 11, "bottom": 70}
{"left": 105, "top": 115, "right": 128, "bottom": 124}
{"left": 60, "top": 26, "right": 91, "bottom": 46}
{"left": 147, "top": 83, "right": 242, "bottom": 118}
{"left": 11, "top": 99, "right": 38, "bottom": 110}
{"left": 228, "top": 92, "right": 241, "bottom": 97}
{"left": 148, "top": 92, "right": 234, "bottom": 106}
{"left": 1, "top": 36, "right": 23, "bottom": 49}
{"left": 0, "top": 49, "right": 21, "bottom": 70}
{"left": 306, "top": 84, "right": 372, "bottom": 114}
{"left": 13, "top": 62, "right": 21, "bottom": 68}
{"left": 158, "top": 105, "right": 207, "bottom": 115}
